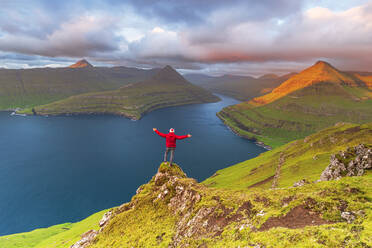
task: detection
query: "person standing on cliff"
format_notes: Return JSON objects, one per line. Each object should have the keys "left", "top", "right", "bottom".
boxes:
{"left": 153, "top": 128, "right": 191, "bottom": 166}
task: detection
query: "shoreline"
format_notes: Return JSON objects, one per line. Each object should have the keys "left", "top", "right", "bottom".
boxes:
{"left": 216, "top": 111, "right": 272, "bottom": 150}
{"left": 18, "top": 97, "right": 221, "bottom": 121}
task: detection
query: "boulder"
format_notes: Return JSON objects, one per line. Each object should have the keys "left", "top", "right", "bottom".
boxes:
{"left": 320, "top": 144, "right": 371, "bottom": 181}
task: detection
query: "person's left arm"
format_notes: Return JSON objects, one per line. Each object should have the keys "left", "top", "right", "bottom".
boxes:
{"left": 175, "top": 134, "right": 192, "bottom": 139}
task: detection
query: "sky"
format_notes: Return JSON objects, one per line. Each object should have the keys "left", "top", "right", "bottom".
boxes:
{"left": 0, "top": 0, "right": 371, "bottom": 76}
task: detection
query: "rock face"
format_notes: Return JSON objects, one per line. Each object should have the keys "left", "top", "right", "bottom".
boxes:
{"left": 151, "top": 164, "right": 256, "bottom": 247}
{"left": 98, "top": 210, "right": 113, "bottom": 230}
{"left": 320, "top": 144, "right": 371, "bottom": 181}
{"left": 70, "top": 230, "right": 98, "bottom": 248}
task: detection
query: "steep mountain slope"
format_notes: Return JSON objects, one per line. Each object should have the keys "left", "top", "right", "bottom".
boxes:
{"left": 24, "top": 65, "right": 220, "bottom": 119}
{"left": 251, "top": 61, "right": 364, "bottom": 105}
{"left": 218, "top": 61, "right": 372, "bottom": 148}
{"left": 185, "top": 73, "right": 294, "bottom": 101}
{"left": 2, "top": 123, "right": 371, "bottom": 247}
{"left": 0, "top": 60, "right": 159, "bottom": 110}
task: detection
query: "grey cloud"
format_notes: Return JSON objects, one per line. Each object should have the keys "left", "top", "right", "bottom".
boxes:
{"left": 125, "top": 0, "right": 304, "bottom": 25}
{"left": 0, "top": 14, "right": 123, "bottom": 58}
{"left": 1, "top": 0, "right": 371, "bottom": 75}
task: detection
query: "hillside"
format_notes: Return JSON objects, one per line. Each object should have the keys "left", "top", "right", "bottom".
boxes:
{"left": 203, "top": 122, "right": 372, "bottom": 189}
{"left": 0, "top": 60, "right": 159, "bottom": 110}
{"left": 218, "top": 61, "right": 372, "bottom": 148}
{"left": 184, "top": 73, "right": 294, "bottom": 101}
{"left": 1, "top": 123, "right": 371, "bottom": 247}
{"left": 22, "top": 66, "right": 220, "bottom": 119}
{"left": 250, "top": 61, "right": 365, "bottom": 105}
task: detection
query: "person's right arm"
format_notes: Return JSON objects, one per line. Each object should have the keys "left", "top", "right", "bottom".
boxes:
{"left": 153, "top": 128, "right": 167, "bottom": 138}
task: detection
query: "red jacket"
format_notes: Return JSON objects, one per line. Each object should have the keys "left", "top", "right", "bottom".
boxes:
{"left": 155, "top": 130, "right": 188, "bottom": 148}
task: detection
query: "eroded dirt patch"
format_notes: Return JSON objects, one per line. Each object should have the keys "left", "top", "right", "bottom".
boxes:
{"left": 259, "top": 205, "right": 332, "bottom": 231}
{"left": 248, "top": 176, "right": 274, "bottom": 189}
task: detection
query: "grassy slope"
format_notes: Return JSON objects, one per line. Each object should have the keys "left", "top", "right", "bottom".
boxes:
{"left": 202, "top": 122, "right": 372, "bottom": 189}
{"left": 5, "top": 166, "right": 371, "bottom": 247}
{"left": 1, "top": 124, "right": 371, "bottom": 247}
{"left": 0, "top": 67, "right": 158, "bottom": 110}
{"left": 90, "top": 165, "right": 372, "bottom": 247}
{"left": 0, "top": 209, "right": 107, "bottom": 248}
{"left": 218, "top": 83, "right": 372, "bottom": 148}
{"left": 23, "top": 66, "right": 220, "bottom": 119}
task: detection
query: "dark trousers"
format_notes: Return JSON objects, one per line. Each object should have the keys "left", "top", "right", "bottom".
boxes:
{"left": 164, "top": 147, "right": 175, "bottom": 165}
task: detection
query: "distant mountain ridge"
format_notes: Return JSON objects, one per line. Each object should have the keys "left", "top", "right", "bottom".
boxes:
{"left": 185, "top": 72, "right": 294, "bottom": 101}
{"left": 0, "top": 60, "right": 160, "bottom": 110}
{"left": 23, "top": 65, "right": 220, "bottom": 119}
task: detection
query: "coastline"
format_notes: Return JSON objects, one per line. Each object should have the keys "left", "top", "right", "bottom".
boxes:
{"left": 216, "top": 111, "right": 272, "bottom": 150}
{"left": 19, "top": 97, "right": 221, "bottom": 121}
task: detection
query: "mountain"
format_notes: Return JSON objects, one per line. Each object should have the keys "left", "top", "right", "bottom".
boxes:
{"left": 0, "top": 64, "right": 159, "bottom": 110}
{"left": 217, "top": 61, "right": 372, "bottom": 148}
{"left": 1, "top": 122, "right": 371, "bottom": 247}
{"left": 184, "top": 73, "right": 294, "bottom": 101}
{"left": 22, "top": 65, "right": 220, "bottom": 119}
{"left": 68, "top": 59, "right": 94, "bottom": 68}
{"left": 251, "top": 61, "right": 365, "bottom": 105}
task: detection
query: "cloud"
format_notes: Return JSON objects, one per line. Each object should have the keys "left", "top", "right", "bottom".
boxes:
{"left": 126, "top": 0, "right": 303, "bottom": 25}
{"left": 0, "top": 0, "right": 371, "bottom": 74}
{"left": 0, "top": 15, "right": 122, "bottom": 57}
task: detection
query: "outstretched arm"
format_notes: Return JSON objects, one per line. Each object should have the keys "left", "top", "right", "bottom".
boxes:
{"left": 153, "top": 128, "right": 166, "bottom": 138}
{"left": 175, "top": 134, "right": 192, "bottom": 139}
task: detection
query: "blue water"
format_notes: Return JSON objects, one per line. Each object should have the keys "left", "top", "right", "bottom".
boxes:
{"left": 0, "top": 95, "right": 266, "bottom": 235}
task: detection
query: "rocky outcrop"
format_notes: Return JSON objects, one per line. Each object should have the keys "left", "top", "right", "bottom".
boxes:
{"left": 98, "top": 210, "right": 113, "bottom": 230}
{"left": 70, "top": 230, "right": 98, "bottom": 248}
{"left": 151, "top": 164, "right": 248, "bottom": 247}
{"left": 320, "top": 144, "right": 371, "bottom": 181}
{"left": 147, "top": 164, "right": 268, "bottom": 247}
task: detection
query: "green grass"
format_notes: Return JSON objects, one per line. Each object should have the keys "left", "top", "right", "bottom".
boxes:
{"left": 80, "top": 162, "right": 372, "bottom": 247}
{"left": 218, "top": 83, "right": 372, "bottom": 148}
{"left": 202, "top": 122, "right": 372, "bottom": 190}
{"left": 0, "top": 209, "right": 107, "bottom": 248}
{"left": 2, "top": 141, "right": 371, "bottom": 247}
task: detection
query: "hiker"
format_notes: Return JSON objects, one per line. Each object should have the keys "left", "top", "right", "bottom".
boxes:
{"left": 153, "top": 128, "right": 191, "bottom": 166}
